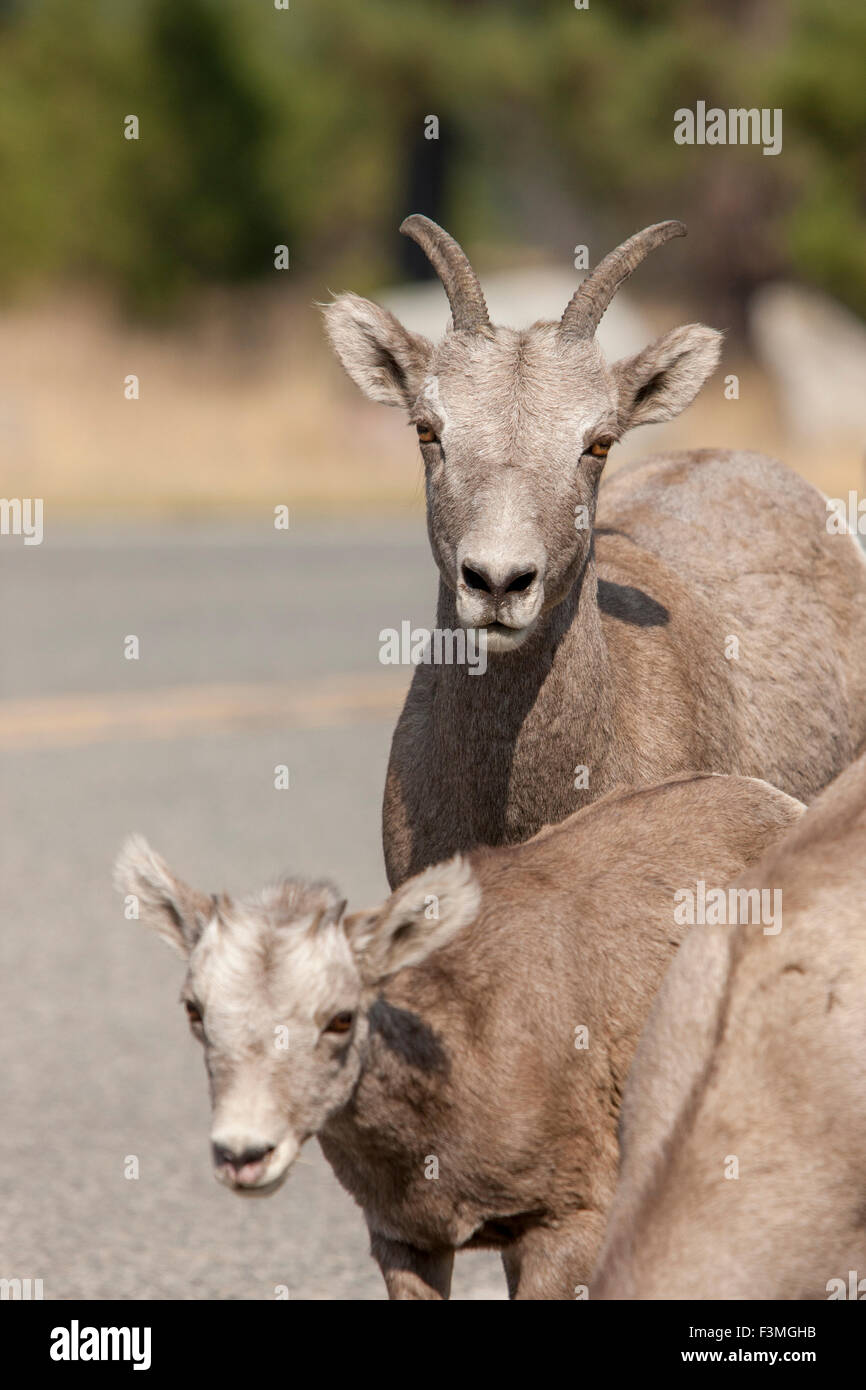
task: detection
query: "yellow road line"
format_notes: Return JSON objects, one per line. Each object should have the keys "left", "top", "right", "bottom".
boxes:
{"left": 0, "top": 674, "right": 410, "bottom": 751}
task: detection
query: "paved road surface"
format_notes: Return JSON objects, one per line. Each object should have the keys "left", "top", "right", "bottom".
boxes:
{"left": 0, "top": 520, "right": 507, "bottom": 1300}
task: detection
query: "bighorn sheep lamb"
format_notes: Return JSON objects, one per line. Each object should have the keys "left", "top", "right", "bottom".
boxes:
{"left": 115, "top": 772, "right": 801, "bottom": 1299}
{"left": 324, "top": 217, "right": 866, "bottom": 887}
{"left": 592, "top": 752, "right": 866, "bottom": 1301}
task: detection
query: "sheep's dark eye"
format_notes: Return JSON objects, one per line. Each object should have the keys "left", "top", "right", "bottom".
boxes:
{"left": 325, "top": 1011, "right": 354, "bottom": 1035}
{"left": 416, "top": 424, "right": 439, "bottom": 445}
{"left": 185, "top": 1001, "right": 202, "bottom": 1026}
{"left": 586, "top": 435, "right": 614, "bottom": 459}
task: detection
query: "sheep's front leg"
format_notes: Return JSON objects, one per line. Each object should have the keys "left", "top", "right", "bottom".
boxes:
{"left": 501, "top": 1213, "right": 605, "bottom": 1300}
{"left": 370, "top": 1232, "right": 454, "bottom": 1300}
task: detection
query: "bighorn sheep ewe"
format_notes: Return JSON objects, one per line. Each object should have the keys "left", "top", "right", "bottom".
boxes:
{"left": 115, "top": 772, "right": 801, "bottom": 1299}
{"left": 592, "top": 753, "right": 866, "bottom": 1301}
{"left": 324, "top": 217, "right": 866, "bottom": 887}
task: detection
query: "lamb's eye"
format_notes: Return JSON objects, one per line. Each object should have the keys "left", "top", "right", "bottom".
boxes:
{"left": 586, "top": 436, "right": 614, "bottom": 459}
{"left": 325, "top": 1011, "right": 354, "bottom": 1035}
{"left": 185, "top": 1001, "right": 203, "bottom": 1026}
{"left": 416, "top": 424, "right": 439, "bottom": 445}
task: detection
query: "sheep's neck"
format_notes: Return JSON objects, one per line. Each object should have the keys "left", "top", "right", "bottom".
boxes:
{"left": 427, "top": 546, "right": 617, "bottom": 843}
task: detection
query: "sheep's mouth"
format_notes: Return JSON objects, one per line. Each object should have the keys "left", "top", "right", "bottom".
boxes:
{"left": 480, "top": 619, "right": 537, "bottom": 652}
{"left": 230, "top": 1166, "right": 291, "bottom": 1198}
{"left": 214, "top": 1134, "right": 299, "bottom": 1197}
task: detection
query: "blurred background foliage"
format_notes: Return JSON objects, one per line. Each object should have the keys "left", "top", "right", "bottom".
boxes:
{"left": 0, "top": 0, "right": 864, "bottom": 323}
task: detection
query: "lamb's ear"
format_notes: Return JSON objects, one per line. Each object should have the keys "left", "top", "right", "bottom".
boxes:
{"left": 322, "top": 292, "right": 433, "bottom": 408}
{"left": 343, "top": 855, "right": 481, "bottom": 985}
{"left": 113, "top": 835, "right": 213, "bottom": 959}
{"left": 613, "top": 323, "right": 723, "bottom": 431}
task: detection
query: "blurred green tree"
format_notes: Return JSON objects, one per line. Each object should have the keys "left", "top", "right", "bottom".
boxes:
{"left": 0, "top": 0, "right": 861, "bottom": 322}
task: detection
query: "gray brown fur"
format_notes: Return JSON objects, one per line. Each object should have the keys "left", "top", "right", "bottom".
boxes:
{"left": 592, "top": 752, "right": 866, "bottom": 1300}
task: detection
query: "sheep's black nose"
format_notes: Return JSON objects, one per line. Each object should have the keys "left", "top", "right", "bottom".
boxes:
{"left": 212, "top": 1142, "right": 274, "bottom": 1173}
{"left": 461, "top": 559, "right": 539, "bottom": 603}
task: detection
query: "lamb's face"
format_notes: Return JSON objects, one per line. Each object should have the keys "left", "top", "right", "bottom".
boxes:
{"left": 183, "top": 885, "right": 365, "bottom": 1195}
{"left": 115, "top": 836, "right": 482, "bottom": 1199}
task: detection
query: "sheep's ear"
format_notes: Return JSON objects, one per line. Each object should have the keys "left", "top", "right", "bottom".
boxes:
{"left": 322, "top": 292, "right": 433, "bottom": 408}
{"left": 113, "top": 835, "right": 213, "bottom": 959}
{"left": 305, "top": 896, "right": 348, "bottom": 937}
{"left": 344, "top": 856, "right": 481, "bottom": 985}
{"left": 613, "top": 323, "right": 722, "bottom": 432}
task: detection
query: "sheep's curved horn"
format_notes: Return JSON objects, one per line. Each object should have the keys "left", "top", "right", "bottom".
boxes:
{"left": 560, "top": 221, "right": 687, "bottom": 339}
{"left": 400, "top": 214, "right": 490, "bottom": 333}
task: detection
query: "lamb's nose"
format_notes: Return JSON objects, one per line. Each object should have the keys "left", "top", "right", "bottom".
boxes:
{"left": 461, "top": 559, "right": 539, "bottom": 603}
{"left": 212, "top": 1142, "right": 275, "bottom": 1184}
